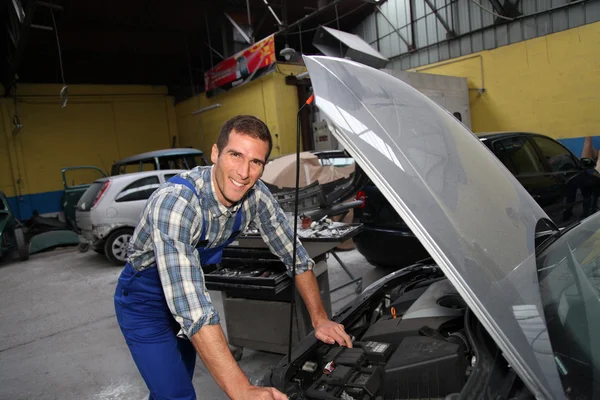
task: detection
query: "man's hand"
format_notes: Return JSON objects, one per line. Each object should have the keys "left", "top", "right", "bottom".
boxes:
{"left": 314, "top": 319, "right": 353, "bottom": 348}
{"left": 237, "top": 386, "right": 288, "bottom": 400}
{"left": 293, "top": 271, "right": 353, "bottom": 348}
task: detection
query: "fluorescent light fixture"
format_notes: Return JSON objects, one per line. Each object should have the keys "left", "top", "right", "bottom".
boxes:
{"left": 192, "top": 104, "right": 222, "bottom": 115}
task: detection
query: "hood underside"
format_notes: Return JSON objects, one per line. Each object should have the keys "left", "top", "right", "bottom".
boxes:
{"left": 304, "top": 55, "right": 563, "bottom": 398}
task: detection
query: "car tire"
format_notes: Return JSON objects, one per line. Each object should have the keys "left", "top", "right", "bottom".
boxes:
{"left": 15, "top": 227, "right": 29, "bottom": 261}
{"left": 104, "top": 228, "right": 133, "bottom": 266}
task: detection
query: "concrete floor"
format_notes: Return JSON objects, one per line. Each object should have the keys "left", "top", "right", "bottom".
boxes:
{"left": 0, "top": 245, "right": 389, "bottom": 400}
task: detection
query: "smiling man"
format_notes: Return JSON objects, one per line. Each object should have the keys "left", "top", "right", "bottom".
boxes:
{"left": 114, "top": 115, "right": 352, "bottom": 400}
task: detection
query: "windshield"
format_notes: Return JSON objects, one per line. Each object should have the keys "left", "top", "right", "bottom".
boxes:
{"left": 537, "top": 213, "right": 600, "bottom": 398}
{"left": 77, "top": 181, "right": 105, "bottom": 211}
{"left": 111, "top": 154, "right": 207, "bottom": 175}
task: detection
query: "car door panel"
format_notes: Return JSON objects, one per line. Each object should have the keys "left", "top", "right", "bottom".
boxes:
{"left": 491, "top": 136, "right": 565, "bottom": 225}
{"left": 531, "top": 136, "right": 599, "bottom": 225}
{"left": 110, "top": 176, "right": 161, "bottom": 226}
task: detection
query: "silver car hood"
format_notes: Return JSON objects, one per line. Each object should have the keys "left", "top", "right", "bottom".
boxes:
{"left": 304, "top": 55, "right": 564, "bottom": 399}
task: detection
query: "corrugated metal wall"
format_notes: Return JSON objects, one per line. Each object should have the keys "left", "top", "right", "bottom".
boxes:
{"left": 354, "top": 0, "right": 600, "bottom": 69}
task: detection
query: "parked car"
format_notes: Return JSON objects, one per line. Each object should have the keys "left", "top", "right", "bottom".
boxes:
{"left": 75, "top": 169, "right": 185, "bottom": 264}
{"left": 1, "top": 191, "right": 79, "bottom": 262}
{"left": 0, "top": 191, "right": 28, "bottom": 261}
{"left": 353, "top": 131, "right": 600, "bottom": 268}
{"left": 269, "top": 55, "right": 600, "bottom": 400}
{"left": 63, "top": 148, "right": 208, "bottom": 230}
{"left": 109, "top": 148, "right": 209, "bottom": 175}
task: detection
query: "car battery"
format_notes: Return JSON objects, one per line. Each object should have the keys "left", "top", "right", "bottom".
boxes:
{"left": 306, "top": 365, "right": 383, "bottom": 400}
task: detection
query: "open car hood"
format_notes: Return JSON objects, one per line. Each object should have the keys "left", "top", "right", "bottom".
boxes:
{"left": 304, "top": 55, "right": 564, "bottom": 398}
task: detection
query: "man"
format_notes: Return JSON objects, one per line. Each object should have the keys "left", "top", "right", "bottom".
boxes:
{"left": 582, "top": 136, "right": 600, "bottom": 173}
{"left": 114, "top": 115, "right": 352, "bottom": 400}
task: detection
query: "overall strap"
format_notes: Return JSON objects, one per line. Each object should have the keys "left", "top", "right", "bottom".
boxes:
{"left": 232, "top": 206, "right": 243, "bottom": 234}
{"left": 168, "top": 176, "right": 198, "bottom": 196}
{"left": 167, "top": 175, "right": 207, "bottom": 240}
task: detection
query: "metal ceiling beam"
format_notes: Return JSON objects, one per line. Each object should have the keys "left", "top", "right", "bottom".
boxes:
{"left": 277, "top": 0, "right": 348, "bottom": 34}
{"left": 488, "top": 0, "right": 507, "bottom": 15}
{"left": 225, "top": 12, "right": 251, "bottom": 44}
{"left": 4, "top": 0, "right": 37, "bottom": 95}
{"left": 262, "top": 0, "right": 283, "bottom": 26}
{"left": 487, "top": 0, "right": 522, "bottom": 19}
{"left": 11, "top": 0, "right": 25, "bottom": 23}
{"left": 421, "top": 0, "right": 455, "bottom": 37}
{"left": 375, "top": 5, "right": 414, "bottom": 50}
{"left": 31, "top": 23, "right": 53, "bottom": 31}
{"left": 36, "top": 1, "right": 63, "bottom": 10}
{"left": 254, "top": 9, "right": 270, "bottom": 34}
{"left": 245, "top": 0, "right": 254, "bottom": 43}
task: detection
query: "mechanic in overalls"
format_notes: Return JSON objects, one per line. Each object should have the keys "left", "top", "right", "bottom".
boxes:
{"left": 114, "top": 115, "right": 353, "bottom": 400}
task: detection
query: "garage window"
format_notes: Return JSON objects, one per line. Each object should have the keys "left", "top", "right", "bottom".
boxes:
{"left": 494, "top": 137, "right": 545, "bottom": 175}
{"left": 116, "top": 176, "right": 160, "bottom": 203}
{"left": 532, "top": 137, "right": 578, "bottom": 173}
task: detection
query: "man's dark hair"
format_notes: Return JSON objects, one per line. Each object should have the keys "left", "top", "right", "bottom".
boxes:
{"left": 216, "top": 115, "right": 273, "bottom": 162}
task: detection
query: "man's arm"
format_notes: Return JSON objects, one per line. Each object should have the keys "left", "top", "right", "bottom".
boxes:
{"left": 254, "top": 182, "right": 352, "bottom": 347}
{"left": 191, "top": 325, "right": 287, "bottom": 400}
{"left": 148, "top": 187, "right": 287, "bottom": 400}
{"left": 294, "top": 270, "right": 353, "bottom": 347}
{"left": 582, "top": 137, "right": 598, "bottom": 160}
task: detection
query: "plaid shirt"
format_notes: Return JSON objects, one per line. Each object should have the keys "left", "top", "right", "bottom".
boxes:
{"left": 127, "top": 166, "right": 314, "bottom": 339}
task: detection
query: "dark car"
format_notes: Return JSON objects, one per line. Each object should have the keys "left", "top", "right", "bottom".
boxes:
{"left": 353, "top": 132, "right": 600, "bottom": 268}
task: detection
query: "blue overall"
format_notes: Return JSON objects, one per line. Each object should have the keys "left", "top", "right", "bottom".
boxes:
{"left": 114, "top": 176, "right": 242, "bottom": 400}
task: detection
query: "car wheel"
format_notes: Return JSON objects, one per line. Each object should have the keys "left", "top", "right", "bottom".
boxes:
{"left": 104, "top": 228, "right": 133, "bottom": 266}
{"left": 15, "top": 227, "right": 29, "bottom": 261}
{"left": 77, "top": 242, "right": 90, "bottom": 253}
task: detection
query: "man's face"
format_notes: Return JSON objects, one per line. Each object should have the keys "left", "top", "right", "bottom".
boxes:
{"left": 211, "top": 130, "right": 269, "bottom": 207}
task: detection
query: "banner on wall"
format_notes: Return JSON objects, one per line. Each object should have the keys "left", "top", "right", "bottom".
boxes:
{"left": 204, "top": 35, "right": 276, "bottom": 98}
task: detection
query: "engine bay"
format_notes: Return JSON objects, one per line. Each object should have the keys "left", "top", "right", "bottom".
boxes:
{"left": 272, "top": 266, "right": 480, "bottom": 400}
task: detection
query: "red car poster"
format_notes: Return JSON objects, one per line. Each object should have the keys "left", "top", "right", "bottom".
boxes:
{"left": 204, "top": 35, "right": 276, "bottom": 98}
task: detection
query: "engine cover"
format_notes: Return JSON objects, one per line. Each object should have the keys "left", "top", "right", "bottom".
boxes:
{"left": 383, "top": 336, "right": 467, "bottom": 398}
{"left": 361, "top": 280, "right": 465, "bottom": 346}
{"left": 402, "top": 279, "right": 465, "bottom": 320}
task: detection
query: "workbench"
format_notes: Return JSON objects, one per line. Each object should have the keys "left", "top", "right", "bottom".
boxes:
{"left": 203, "top": 222, "right": 363, "bottom": 356}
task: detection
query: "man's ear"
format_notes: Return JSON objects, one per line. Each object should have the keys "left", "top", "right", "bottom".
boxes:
{"left": 211, "top": 144, "right": 219, "bottom": 164}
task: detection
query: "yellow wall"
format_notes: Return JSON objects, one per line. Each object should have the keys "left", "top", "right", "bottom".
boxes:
{"left": 1, "top": 104, "right": 18, "bottom": 198}
{"left": 1, "top": 84, "right": 178, "bottom": 218}
{"left": 410, "top": 21, "right": 600, "bottom": 140}
{"left": 176, "top": 63, "right": 307, "bottom": 159}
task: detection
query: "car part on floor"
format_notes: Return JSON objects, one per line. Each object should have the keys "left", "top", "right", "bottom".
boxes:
{"left": 28, "top": 230, "right": 79, "bottom": 255}
{"left": 1, "top": 192, "right": 79, "bottom": 262}
{"left": 14, "top": 227, "right": 29, "bottom": 261}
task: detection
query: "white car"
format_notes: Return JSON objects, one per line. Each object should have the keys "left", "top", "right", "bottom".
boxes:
{"left": 75, "top": 169, "right": 185, "bottom": 265}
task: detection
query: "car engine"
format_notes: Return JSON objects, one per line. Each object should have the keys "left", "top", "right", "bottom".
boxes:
{"left": 271, "top": 266, "right": 479, "bottom": 400}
